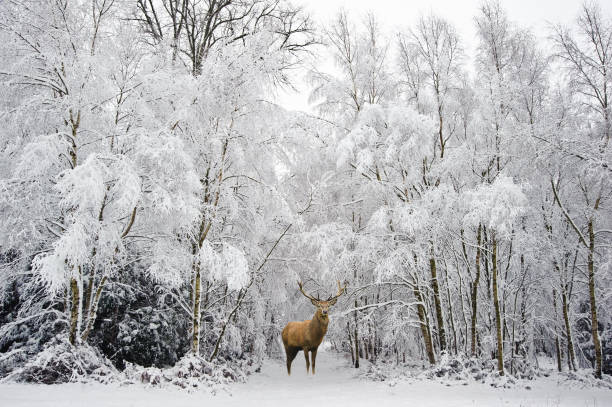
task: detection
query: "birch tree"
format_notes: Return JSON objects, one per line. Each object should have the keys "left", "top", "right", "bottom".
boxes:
{"left": 550, "top": 1, "right": 611, "bottom": 379}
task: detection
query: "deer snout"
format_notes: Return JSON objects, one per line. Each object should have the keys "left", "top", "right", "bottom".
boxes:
{"left": 321, "top": 309, "right": 328, "bottom": 315}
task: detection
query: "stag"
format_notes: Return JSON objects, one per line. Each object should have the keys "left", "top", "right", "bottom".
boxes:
{"left": 281, "top": 280, "right": 346, "bottom": 375}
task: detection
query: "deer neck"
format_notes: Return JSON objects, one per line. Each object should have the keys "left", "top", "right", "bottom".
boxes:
{"left": 310, "top": 309, "right": 329, "bottom": 335}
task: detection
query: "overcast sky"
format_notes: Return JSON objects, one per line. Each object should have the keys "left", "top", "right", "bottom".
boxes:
{"left": 275, "top": 0, "right": 612, "bottom": 111}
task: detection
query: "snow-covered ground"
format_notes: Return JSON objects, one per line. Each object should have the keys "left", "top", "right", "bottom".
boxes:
{"left": 1, "top": 349, "right": 610, "bottom": 407}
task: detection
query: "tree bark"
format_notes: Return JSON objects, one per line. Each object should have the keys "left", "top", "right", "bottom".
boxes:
{"left": 414, "top": 278, "right": 435, "bottom": 364}
{"left": 455, "top": 265, "right": 469, "bottom": 354}
{"left": 347, "top": 321, "right": 355, "bottom": 365}
{"left": 443, "top": 264, "right": 457, "bottom": 354}
{"left": 588, "top": 218, "right": 602, "bottom": 378}
{"left": 471, "top": 225, "right": 482, "bottom": 356}
{"left": 191, "top": 264, "right": 202, "bottom": 354}
{"left": 429, "top": 248, "right": 446, "bottom": 352}
{"left": 68, "top": 276, "right": 80, "bottom": 345}
{"left": 81, "top": 275, "right": 107, "bottom": 342}
{"left": 492, "top": 233, "right": 504, "bottom": 375}
{"left": 560, "top": 287, "right": 576, "bottom": 371}
{"left": 354, "top": 298, "right": 360, "bottom": 368}
{"left": 190, "top": 140, "right": 228, "bottom": 355}
{"left": 552, "top": 289, "right": 563, "bottom": 372}
{"left": 554, "top": 334, "right": 562, "bottom": 373}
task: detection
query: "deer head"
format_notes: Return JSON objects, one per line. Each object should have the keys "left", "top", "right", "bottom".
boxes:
{"left": 297, "top": 280, "right": 346, "bottom": 321}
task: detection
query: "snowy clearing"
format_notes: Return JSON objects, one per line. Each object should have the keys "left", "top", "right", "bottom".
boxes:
{"left": 1, "top": 349, "right": 610, "bottom": 407}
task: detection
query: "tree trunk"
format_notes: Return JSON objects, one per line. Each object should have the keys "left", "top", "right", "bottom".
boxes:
{"left": 373, "top": 291, "right": 379, "bottom": 361}
{"left": 83, "top": 271, "right": 94, "bottom": 328}
{"left": 347, "top": 322, "right": 355, "bottom": 365}
{"left": 587, "top": 218, "right": 602, "bottom": 379}
{"left": 561, "top": 288, "right": 576, "bottom": 371}
{"left": 438, "top": 98, "right": 445, "bottom": 158}
{"left": 471, "top": 225, "right": 482, "bottom": 356}
{"left": 456, "top": 266, "right": 469, "bottom": 354}
{"left": 429, "top": 249, "right": 446, "bottom": 352}
{"left": 443, "top": 265, "right": 457, "bottom": 354}
{"left": 190, "top": 140, "right": 227, "bottom": 355}
{"left": 353, "top": 251, "right": 360, "bottom": 368}
{"left": 552, "top": 289, "right": 562, "bottom": 372}
{"left": 191, "top": 264, "right": 202, "bottom": 354}
{"left": 414, "top": 280, "right": 435, "bottom": 364}
{"left": 68, "top": 276, "right": 81, "bottom": 345}
{"left": 367, "top": 321, "right": 373, "bottom": 361}
{"left": 354, "top": 298, "right": 360, "bottom": 368}
{"left": 555, "top": 335, "right": 562, "bottom": 373}
{"left": 66, "top": 111, "right": 82, "bottom": 346}
{"left": 81, "top": 275, "right": 108, "bottom": 342}
{"left": 492, "top": 233, "right": 504, "bottom": 376}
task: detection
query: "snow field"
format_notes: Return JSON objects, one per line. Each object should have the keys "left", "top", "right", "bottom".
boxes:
{"left": 1, "top": 349, "right": 610, "bottom": 407}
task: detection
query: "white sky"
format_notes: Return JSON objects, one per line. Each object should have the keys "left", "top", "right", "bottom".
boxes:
{"left": 275, "top": 0, "right": 612, "bottom": 111}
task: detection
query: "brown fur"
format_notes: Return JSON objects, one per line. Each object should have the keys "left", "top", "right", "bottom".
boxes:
{"left": 282, "top": 281, "right": 345, "bottom": 375}
{"left": 281, "top": 299, "right": 336, "bottom": 375}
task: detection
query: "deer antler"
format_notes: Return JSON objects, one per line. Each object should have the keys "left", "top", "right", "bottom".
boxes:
{"left": 326, "top": 280, "right": 347, "bottom": 302}
{"left": 297, "top": 281, "right": 321, "bottom": 302}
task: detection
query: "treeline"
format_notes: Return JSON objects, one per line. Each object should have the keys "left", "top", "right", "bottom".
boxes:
{"left": 309, "top": 1, "right": 611, "bottom": 379}
{"left": 0, "top": 0, "right": 610, "bottom": 381}
{"left": 0, "top": 0, "right": 316, "bottom": 374}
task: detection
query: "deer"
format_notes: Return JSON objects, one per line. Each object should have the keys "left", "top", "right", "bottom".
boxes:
{"left": 281, "top": 280, "right": 346, "bottom": 375}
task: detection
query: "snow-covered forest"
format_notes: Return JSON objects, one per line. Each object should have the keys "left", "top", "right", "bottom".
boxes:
{"left": 0, "top": 0, "right": 611, "bottom": 404}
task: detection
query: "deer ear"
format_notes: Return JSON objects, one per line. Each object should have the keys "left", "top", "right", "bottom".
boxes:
{"left": 310, "top": 298, "right": 319, "bottom": 307}
{"left": 328, "top": 298, "right": 338, "bottom": 306}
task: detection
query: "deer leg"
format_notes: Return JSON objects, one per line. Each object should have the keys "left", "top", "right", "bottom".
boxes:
{"left": 286, "top": 346, "right": 298, "bottom": 376}
{"left": 311, "top": 348, "right": 318, "bottom": 375}
{"left": 303, "top": 348, "right": 310, "bottom": 373}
